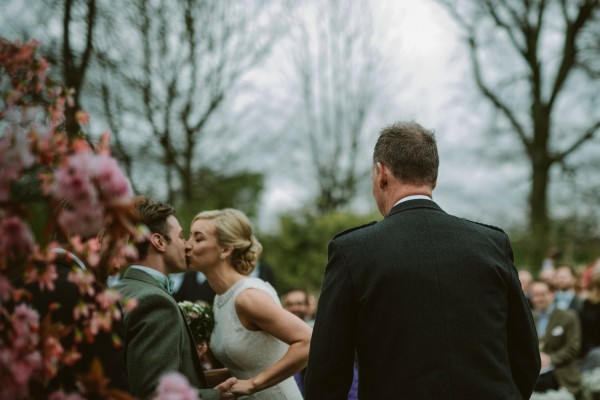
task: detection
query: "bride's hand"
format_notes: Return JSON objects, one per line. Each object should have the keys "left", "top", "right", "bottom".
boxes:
{"left": 230, "top": 379, "right": 257, "bottom": 396}
{"left": 214, "top": 377, "right": 238, "bottom": 400}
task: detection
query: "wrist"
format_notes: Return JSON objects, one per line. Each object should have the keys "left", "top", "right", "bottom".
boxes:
{"left": 249, "top": 377, "right": 263, "bottom": 393}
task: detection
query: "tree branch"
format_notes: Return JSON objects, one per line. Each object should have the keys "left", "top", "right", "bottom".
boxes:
{"left": 554, "top": 119, "right": 600, "bottom": 162}
{"left": 548, "top": 0, "right": 597, "bottom": 110}
{"left": 467, "top": 33, "right": 531, "bottom": 151}
{"left": 484, "top": 0, "right": 526, "bottom": 57}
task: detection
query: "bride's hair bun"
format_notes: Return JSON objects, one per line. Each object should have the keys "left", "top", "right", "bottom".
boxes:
{"left": 192, "top": 208, "right": 262, "bottom": 275}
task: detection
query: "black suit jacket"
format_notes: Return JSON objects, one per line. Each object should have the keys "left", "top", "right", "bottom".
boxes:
{"left": 304, "top": 199, "right": 540, "bottom": 400}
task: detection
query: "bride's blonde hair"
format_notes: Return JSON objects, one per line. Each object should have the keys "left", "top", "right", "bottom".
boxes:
{"left": 192, "top": 208, "right": 262, "bottom": 275}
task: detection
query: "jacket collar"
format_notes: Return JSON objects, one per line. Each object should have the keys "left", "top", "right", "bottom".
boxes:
{"left": 123, "top": 266, "right": 167, "bottom": 293}
{"left": 386, "top": 198, "right": 445, "bottom": 218}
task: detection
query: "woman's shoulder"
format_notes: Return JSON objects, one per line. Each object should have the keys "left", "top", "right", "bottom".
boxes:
{"left": 234, "top": 278, "right": 279, "bottom": 305}
{"left": 236, "top": 277, "right": 276, "bottom": 294}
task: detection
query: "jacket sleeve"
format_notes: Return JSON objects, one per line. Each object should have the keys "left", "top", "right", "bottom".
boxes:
{"left": 304, "top": 240, "right": 357, "bottom": 400}
{"left": 125, "top": 294, "right": 187, "bottom": 399}
{"left": 503, "top": 234, "right": 541, "bottom": 399}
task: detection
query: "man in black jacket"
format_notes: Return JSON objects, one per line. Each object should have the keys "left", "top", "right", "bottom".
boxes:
{"left": 304, "top": 121, "right": 541, "bottom": 399}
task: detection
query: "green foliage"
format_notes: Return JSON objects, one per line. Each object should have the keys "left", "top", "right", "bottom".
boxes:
{"left": 260, "top": 209, "right": 379, "bottom": 294}
{"left": 508, "top": 213, "right": 600, "bottom": 274}
{"left": 174, "top": 167, "right": 264, "bottom": 229}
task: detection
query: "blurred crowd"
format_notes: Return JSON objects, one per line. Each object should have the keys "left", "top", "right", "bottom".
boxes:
{"left": 519, "top": 254, "right": 600, "bottom": 399}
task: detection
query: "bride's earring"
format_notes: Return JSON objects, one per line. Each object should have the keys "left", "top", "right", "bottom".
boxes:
{"left": 219, "top": 254, "right": 226, "bottom": 260}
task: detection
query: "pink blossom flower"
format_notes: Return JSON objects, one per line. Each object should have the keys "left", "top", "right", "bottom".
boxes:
{"left": 93, "top": 310, "right": 113, "bottom": 332}
{"left": 36, "top": 58, "right": 48, "bottom": 79}
{"left": 0, "top": 216, "right": 35, "bottom": 260}
{"left": 11, "top": 360, "right": 35, "bottom": 385}
{"left": 96, "top": 131, "right": 111, "bottom": 156}
{"left": 74, "top": 110, "right": 89, "bottom": 125}
{"left": 48, "top": 96, "right": 66, "bottom": 127}
{"left": 62, "top": 348, "right": 81, "bottom": 366}
{"left": 0, "top": 275, "right": 12, "bottom": 302}
{"left": 123, "top": 298, "right": 138, "bottom": 313}
{"left": 93, "top": 155, "right": 132, "bottom": 201}
{"left": 43, "top": 336, "right": 65, "bottom": 377}
{"left": 73, "top": 300, "right": 93, "bottom": 321}
{"left": 53, "top": 153, "right": 98, "bottom": 206}
{"left": 58, "top": 207, "right": 104, "bottom": 239}
{"left": 67, "top": 268, "right": 96, "bottom": 297}
{"left": 154, "top": 372, "right": 199, "bottom": 400}
{"left": 13, "top": 303, "right": 40, "bottom": 334}
{"left": 36, "top": 263, "right": 59, "bottom": 291}
{"left": 95, "top": 289, "right": 121, "bottom": 309}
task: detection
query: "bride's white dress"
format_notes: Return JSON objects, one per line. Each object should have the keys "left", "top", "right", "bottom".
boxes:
{"left": 211, "top": 278, "right": 303, "bottom": 400}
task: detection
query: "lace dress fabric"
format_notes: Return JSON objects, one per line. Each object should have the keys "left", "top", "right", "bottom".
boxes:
{"left": 211, "top": 278, "right": 303, "bottom": 399}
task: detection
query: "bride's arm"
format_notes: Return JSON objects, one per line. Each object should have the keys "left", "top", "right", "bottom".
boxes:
{"left": 230, "top": 288, "right": 312, "bottom": 396}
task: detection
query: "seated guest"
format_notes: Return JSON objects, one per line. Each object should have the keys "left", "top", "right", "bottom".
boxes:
{"left": 531, "top": 281, "right": 582, "bottom": 398}
{"left": 554, "top": 265, "right": 583, "bottom": 312}
{"left": 518, "top": 269, "right": 534, "bottom": 307}
{"left": 579, "top": 271, "right": 600, "bottom": 372}
{"left": 282, "top": 288, "right": 311, "bottom": 322}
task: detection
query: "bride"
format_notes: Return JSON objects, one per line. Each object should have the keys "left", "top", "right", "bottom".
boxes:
{"left": 186, "top": 208, "right": 310, "bottom": 399}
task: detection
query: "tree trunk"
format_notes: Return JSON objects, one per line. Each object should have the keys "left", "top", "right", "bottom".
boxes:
{"left": 529, "top": 152, "right": 551, "bottom": 272}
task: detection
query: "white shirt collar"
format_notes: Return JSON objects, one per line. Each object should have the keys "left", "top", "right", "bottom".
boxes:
{"left": 169, "top": 272, "right": 185, "bottom": 292}
{"left": 393, "top": 195, "right": 433, "bottom": 208}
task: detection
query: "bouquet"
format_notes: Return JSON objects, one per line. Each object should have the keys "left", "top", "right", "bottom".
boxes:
{"left": 178, "top": 301, "right": 215, "bottom": 345}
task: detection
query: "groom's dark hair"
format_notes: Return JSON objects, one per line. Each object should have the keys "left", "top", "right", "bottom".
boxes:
{"left": 373, "top": 121, "right": 439, "bottom": 186}
{"left": 134, "top": 197, "right": 175, "bottom": 260}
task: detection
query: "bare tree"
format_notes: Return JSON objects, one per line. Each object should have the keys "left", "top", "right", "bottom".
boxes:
{"left": 0, "top": 0, "right": 98, "bottom": 139}
{"left": 95, "top": 0, "right": 284, "bottom": 205}
{"left": 62, "top": 0, "right": 96, "bottom": 138}
{"left": 283, "top": 0, "right": 384, "bottom": 213}
{"left": 435, "top": 0, "right": 600, "bottom": 268}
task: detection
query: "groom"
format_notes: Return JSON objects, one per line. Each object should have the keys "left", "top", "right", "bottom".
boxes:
{"left": 115, "top": 197, "right": 236, "bottom": 399}
{"left": 304, "top": 122, "right": 541, "bottom": 399}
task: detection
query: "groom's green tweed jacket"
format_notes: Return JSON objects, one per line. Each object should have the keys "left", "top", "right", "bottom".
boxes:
{"left": 115, "top": 267, "right": 217, "bottom": 400}
{"left": 305, "top": 199, "right": 541, "bottom": 400}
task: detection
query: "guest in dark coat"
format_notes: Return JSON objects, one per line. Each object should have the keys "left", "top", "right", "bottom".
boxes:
{"left": 579, "top": 271, "right": 600, "bottom": 371}
{"left": 22, "top": 249, "right": 129, "bottom": 397}
{"left": 173, "top": 271, "right": 216, "bottom": 304}
{"left": 531, "top": 281, "right": 582, "bottom": 397}
{"left": 304, "top": 121, "right": 540, "bottom": 400}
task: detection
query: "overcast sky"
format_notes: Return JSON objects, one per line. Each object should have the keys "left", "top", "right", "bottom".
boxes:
{"left": 256, "top": 0, "right": 531, "bottom": 231}
{"left": 3, "top": 0, "right": 594, "bottom": 234}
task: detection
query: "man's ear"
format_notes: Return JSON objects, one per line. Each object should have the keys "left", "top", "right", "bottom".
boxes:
{"left": 150, "top": 233, "right": 166, "bottom": 253}
{"left": 376, "top": 162, "right": 388, "bottom": 189}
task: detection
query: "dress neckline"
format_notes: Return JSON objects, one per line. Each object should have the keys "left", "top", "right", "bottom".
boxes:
{"left": 214, "top": 278, "right": 248, "bottom": 308}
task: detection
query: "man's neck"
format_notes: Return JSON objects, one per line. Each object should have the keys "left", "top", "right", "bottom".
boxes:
{"left": 135, "top": 256, "right": 167, "bottom": 275}
{"left": 384, "top": 186, "right": 433, "bottom": 216}
{"left": 537, "top": 303, "right": 555, "bottom": 315}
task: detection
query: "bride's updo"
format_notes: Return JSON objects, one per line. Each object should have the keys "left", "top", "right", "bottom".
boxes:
{"left": 192, "top": 208, "right": 263, "bottom": 275}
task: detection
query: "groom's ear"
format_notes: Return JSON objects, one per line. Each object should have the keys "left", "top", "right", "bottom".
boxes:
{"left": 149, "top": 233, "right": 166, "bottom": 252}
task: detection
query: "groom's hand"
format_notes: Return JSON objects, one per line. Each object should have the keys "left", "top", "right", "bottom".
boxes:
{"left": 229, "top": 379, "right": 257, "bottom": 396}
{"left": 215, "top": 377, "right": 238, "bottom": 399}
